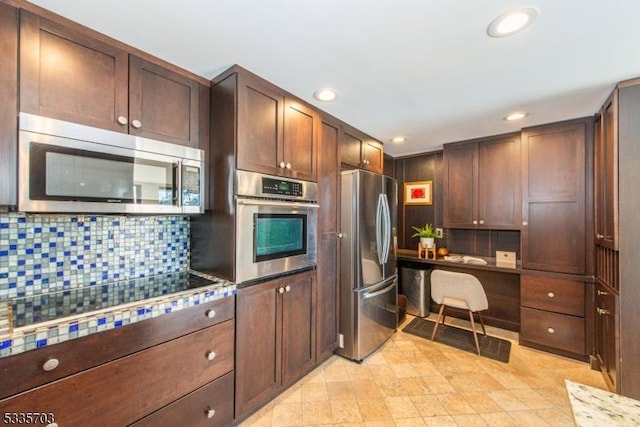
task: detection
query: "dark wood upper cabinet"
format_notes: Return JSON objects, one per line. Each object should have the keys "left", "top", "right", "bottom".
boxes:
{"left": 19, "top": 10, "right": 204, "bottom": 148}
{"left": 235, "top": 69, "right": 317, "bottom": 181}
{"left": 443, "top": 134, "right": 521, "bottom": 229}
{"left": 341, "top": 124, "right": 383, "bottom": 173}
{"left": 0, "top": 2, "right": 18, "bottom": 206}
{"left": 594, "top": 91, "right": 619, "bottom": 249}
{"left": 521, "top": 119, "right": 588, "bottom": 275}
{"left": 128, "top": 55, "right": 201, "bottom": 147}
{"left": 19, "top": 10, "right": 129, "bottom": 132}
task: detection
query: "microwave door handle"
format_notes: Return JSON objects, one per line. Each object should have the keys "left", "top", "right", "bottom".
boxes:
{"left": 174, "top": 161, "right": 181, "bottom": 206}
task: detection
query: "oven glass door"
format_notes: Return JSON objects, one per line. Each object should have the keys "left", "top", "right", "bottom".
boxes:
{"left": 254, "top": 213, "right": 307, "bottom": 262}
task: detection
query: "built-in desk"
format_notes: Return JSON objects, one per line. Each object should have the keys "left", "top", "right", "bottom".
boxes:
{"left": 397, "top": 249, "right": 521, "bottom": 331}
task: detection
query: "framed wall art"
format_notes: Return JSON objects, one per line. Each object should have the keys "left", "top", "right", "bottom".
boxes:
{"left": 404, "top": 180, "right": 432, "bottom": 205}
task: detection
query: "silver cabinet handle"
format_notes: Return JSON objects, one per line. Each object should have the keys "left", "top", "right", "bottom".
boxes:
{"left": 285, "top": 285, "right": 291, "bottom": 292}
{"left": 597, "top": 290, "right": 609, "bottom": 296}
{"left": 278, "top": 287, "right": 285, "bottom": 294}
{"left": 206, "top": 351, "right": 216, "bottom": 361}
{"left": 131, "top": 119, "right": 142, "bottom": 129}
{"left": 522, "top": 221, "right": 528, "bottom": 226}
{"left": 205, "top": 309, "right": 216, "bottom": 319}
{"left": 117, "top": 116, "right": 128, "bottom": 125}
{"left": 337, "top": 233, "right": 343, "bottom": 239}
{"left": 42, "top": 358, "right": 59, "bottom": 372}
{"left": 547, "top": 327, "right": 555, "bottom": 334}
{"left": 597, "top": 307, "right": 610, "bottom": 315}
{"left": 472, "top": 220, "right": 478, "bottom": 225}
{"left": 285, "top": 162, "right": 292, "bottom": 169}
{"left": 479, "top": 220, "right": 484, "bottom": 225}
{"left": 547, "top": 292, "right": 555, "bottom": 298}
{"left": 206, "top": 408, "right": 216, "bottom": 419}
{"left": 279, "top": 162, "right": 286, "bottom": 168}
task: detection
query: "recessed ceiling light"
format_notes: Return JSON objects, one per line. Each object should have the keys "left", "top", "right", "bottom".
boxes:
{"left": 487, "top": 7, "right": 539, "bottom": 38}
{"left": 504, "top": 112, "right": 528, "bottom": 121}
{"left": 313, "top": 88, "right": 339, "bottom": 102}
{"left": 391, "top": 136, "right": 406, "bottom": 143}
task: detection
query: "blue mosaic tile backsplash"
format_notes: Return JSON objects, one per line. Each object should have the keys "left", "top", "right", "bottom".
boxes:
{"left": 0, "top": 212, "right": 190, "bottom": 300}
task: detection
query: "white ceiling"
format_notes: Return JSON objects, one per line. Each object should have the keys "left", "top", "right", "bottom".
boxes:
{"left": 29, "top": 0, "right": 640, "bottom": 157}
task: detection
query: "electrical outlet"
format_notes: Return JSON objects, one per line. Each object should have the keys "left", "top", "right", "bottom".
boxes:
{"left": 436, "top": 228, "right": 444, "bottom": 238}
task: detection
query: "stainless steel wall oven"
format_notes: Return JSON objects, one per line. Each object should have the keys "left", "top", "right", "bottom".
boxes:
{"left": 234, "top": 170, "right": 318, "bottom": 284}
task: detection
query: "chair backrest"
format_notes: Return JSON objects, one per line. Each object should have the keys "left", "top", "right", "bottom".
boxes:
{"left": 430, "top": 269, "right": 488, "bottom": 312}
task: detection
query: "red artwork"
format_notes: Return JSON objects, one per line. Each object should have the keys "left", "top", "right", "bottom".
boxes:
{"left": 411, "top": 188, "right": 425, "bottom": 199}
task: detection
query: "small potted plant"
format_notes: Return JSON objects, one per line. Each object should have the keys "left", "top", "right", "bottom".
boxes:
{"left": 411, "top": 223, "right": 437, "bottom": 248}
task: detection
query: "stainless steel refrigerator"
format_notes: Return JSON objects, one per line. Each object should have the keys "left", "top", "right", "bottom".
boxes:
{"left": 337, "top": 169, "right": 398, "bottom": 362}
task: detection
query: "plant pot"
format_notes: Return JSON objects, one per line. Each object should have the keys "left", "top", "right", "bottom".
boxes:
{"left": 420, "top": 237, "right": 435, "bottom": 248}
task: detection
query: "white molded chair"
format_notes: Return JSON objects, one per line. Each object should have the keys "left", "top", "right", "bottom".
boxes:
{"left": 430, "top": 269, "right": 488, "bottom": 355}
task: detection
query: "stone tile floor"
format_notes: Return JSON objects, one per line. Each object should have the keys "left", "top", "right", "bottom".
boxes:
{"left": 240, "top": 314, "right": 607, "bottom": 426}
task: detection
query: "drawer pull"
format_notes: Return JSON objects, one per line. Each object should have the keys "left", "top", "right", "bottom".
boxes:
{"left": 547, "top": 292, "right": 555, "bottom": 298}
{"left": 205, "top": 309, "right": 216, "bottom": 319}
{"left": 206, "top": 408, "right": 216, "bottom": 419}
{"left": 206, "top": 351, "right": 216, "bottom": 361}
{"left": 547, "top": 327, "right": 555, "bottom": 334}
{"left": 597, "top": 308, "right": 611, "bottom": 315}
{"left": 42, "top": 358, "right": 59, "bottom": 372}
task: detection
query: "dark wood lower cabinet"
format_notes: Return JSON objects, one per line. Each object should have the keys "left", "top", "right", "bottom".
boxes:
{"left": 0, "top": 298, "right": 235, "bottom": 425}
{"left": 132, "top": 372, "right": 234, "bottom": 427}
{"left": 519, "top": 272, "right": 587, "bottom": 360}
{"left": 235, "top": 270, "right": 316, "bottom": 420}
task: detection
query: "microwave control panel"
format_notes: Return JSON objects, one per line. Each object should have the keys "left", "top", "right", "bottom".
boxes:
{"left": 262, "top": 177, "right": 304, "bottom": 197}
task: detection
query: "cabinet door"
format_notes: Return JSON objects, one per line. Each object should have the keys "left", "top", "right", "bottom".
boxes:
{"left": 521, "top": 121, "right": 586, "bottom": 274}
{"left": 317, "top": 117, "right": 341, "bottom": 361}
{"left": 443, "top": 143, "right": 477, "bottom": 228}
{"left": 363, "top": 139, "right": 384, "bottom": 173}
{"left": 235, "top": 278, "right": 281, "bottom": 417}
{"left": 19, "top": 10, "right": 128, "bottom": 132}
{"left": 283, "top": 98, "right": 317, "bottom": 181}
{"left": 600, "top": 92, "right": 618, "bottom": 249}
{"left": 282, "top": 271, "right": 316, "bottom": 386}
{"left": 594, "top": 280, "right": 617, "bottom": 391}
{"left": 342, "top": 127, "right": 364, "bottom": 168}
{"left": 477, "top": 135, "right": 521, "bottom": 229}
{"left": 129, "top": 55, "right": 200, "bottom": 147}
{"left": 594, "top": 114, "right": 605, "bottom": 243}
{"left": 236, "top": 73, "right": 283, "bottom": 176}
{"left": 0, "top": 2, "right": 17, "bottom": 206}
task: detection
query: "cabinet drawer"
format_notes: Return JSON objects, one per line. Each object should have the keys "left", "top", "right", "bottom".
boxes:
{"left": 520, "top": 307, "right": 585, "bottom": 355}
{"left": 0, "top": 296, "right": 234, "bottom": 400}
{"left": 131, "top": 371, "right": 234, "bottom": 427}
{"left": 0, "top": 320, "right": 234, "bottom": 426}
{"left": 521, "top": 274, "right": 584, "bottom": 317}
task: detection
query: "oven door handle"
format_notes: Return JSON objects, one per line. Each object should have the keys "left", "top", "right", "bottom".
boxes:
{"left": 237, "top": 199, "right": 319, "bottom": 208}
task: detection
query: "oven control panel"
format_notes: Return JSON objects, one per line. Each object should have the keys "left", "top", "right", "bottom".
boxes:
{"left": 262, "top": 177, "right": 304, "bottom": 197}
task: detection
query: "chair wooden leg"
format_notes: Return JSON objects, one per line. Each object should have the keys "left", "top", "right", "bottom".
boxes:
{"left": 431, "top": 304, "right": 446, "bottom": 341}
{"left": 477, "top": 311, "right": 487, "bottom": 336}
{"left": 468, "top": 310, "right": 481, "bottom": 356}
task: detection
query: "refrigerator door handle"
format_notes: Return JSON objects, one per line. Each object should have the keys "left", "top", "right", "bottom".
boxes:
{"left": 382, "top": 193, "right": 391, "bottom": 263}
{"left": 362, "top": 280, "right": 396, "bottom": 300}
{"left": 376, "top": 193, "right": 385, "bottom": 265}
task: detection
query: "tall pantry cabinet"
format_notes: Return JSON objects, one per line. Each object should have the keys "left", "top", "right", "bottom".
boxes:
{"left": 593, "top": 78, "right": 640, "bottom": 399}
{"left": 518, "top": 118, "right": 593, "bottom": 361}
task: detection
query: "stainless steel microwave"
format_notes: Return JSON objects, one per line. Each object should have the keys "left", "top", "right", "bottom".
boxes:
{"left": 18, "top": 113, "right": 204, "bottom": 214}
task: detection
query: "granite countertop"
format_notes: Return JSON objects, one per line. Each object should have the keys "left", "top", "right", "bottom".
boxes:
{"left": 566, "top": 379, "right": 640, "bottom": 426}
{"left": 0, "top": 270, "right": 236, "bottom": 358}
